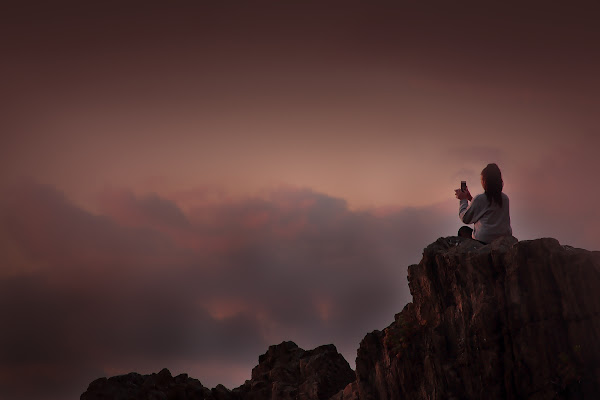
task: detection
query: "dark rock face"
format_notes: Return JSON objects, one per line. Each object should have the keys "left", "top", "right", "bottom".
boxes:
{"left": 80, "top": 342, "right": 354, "bottom": 400}
{"left": 234, "top": 341, "right": 355, "bottom": 400}
{"left": 352, "top": 236, "right": 600, "bottom": 400}
{"left": 80, "top": 367, "right": 222, "bottom": 400}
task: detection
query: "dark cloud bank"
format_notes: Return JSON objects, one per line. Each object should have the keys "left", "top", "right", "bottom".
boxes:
{"left": 0, "top": 181, "right": 459, "bottom": 400}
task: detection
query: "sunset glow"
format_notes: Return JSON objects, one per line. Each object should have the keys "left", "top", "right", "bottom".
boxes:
{"left": 1, "top": 1, "right": 599, "bottom": 399}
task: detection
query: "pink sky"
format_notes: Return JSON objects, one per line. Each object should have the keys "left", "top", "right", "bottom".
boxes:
{"left": 1, "top": 1, "right": 599, "bottom": 399}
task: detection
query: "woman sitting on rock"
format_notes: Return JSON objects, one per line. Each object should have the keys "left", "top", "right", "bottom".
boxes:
{"left": 455, "top": 163, "right": 512, "bottom": 244}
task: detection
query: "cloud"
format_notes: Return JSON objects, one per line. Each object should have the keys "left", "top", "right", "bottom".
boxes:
{"left": 3, "top": 142, "right": 598, "bottom": 400}
{"left": 1, "top": 180, "right": 183, "bottom": 272}
{"left": 0, "top": 180, "right": 455, "bottom": 400}
{"left": 443, "top": 146, "right": 505, "bottom": 167}
{"left": 508, "top": 136, "right": 600, "bottom": 250}
{"left": 98, "top": 189, "right": 192, "bottom": 231}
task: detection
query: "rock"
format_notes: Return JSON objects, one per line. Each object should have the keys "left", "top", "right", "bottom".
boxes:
{"left": 81, "top": 236, "right": 600, "bottom": 400}
{"left": 329, "top": 382, "right": 359, "bottom": 400}
{"left": 80, "top": 342, "right": 353, "bottom": 400}
{"left": 212, "top": 384, "right": 235, "bottom": 400}
{"left": 353, "top": 236, "right": 600, "bottom": 399}
{"left": 233, "top": 341, "right": 355, "bottom": 400}
{"left": 80, "top": 367, "right": 221, "bottom": 400}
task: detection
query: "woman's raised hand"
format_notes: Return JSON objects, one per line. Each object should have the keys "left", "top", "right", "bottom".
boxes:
{"left": 455, "top": 187, "right": 472, "bottom": 201}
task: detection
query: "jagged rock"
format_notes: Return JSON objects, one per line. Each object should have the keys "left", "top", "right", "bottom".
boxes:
{"left": 353, "top": 236, "right": 600, "bottom": 400}
{"left": 80, "top": 367, "right": 224, "bottom": 400}
{"left": 80, "top": 342, "right": 353, "bottom": 400}
{"left": 233, "top": 341, "right": 355, "bottom": 400}
{"left": 329, "top": 381, "right": 359, "bottom": 400}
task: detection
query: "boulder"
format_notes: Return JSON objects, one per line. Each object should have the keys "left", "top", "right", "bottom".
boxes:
{"left": 233, "top": 341, "right": 355, "bottom": 400}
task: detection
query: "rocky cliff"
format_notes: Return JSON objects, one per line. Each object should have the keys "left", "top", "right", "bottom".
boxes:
{"left": 81, "top": 236, "right": 600, "bottom": 400}
{"left": 348, "top": 236, "right": 600, "bottom": 400}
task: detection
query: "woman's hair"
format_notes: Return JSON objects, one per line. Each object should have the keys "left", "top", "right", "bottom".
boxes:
{"left": 481, "top": 163, "right": 504, "bottom": 207}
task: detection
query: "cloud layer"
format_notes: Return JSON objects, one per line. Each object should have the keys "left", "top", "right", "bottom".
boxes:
{"left": 0, "top": 181, "right": 458, "bottom": 400}
{"left": 2, "top": 144, "right": 600, "bottom": 400}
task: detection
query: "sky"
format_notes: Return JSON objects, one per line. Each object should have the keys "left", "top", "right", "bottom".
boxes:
{"left": 1, "top": 1, "right": 599, "bottom": 399}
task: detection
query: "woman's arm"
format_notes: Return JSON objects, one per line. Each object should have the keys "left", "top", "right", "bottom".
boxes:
{"left": 459, "top": 199, "right": 474, "bottom": 223}
{"left": 456, "top": 186, "right": 480, "bottom": 223}
{"left": 459, "top": 194, "right": 483, "bottom": 224}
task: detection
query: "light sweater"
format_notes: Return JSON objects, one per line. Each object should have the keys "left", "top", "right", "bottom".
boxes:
{"left": 459, "top": 193, "right": 512, "bottom": 243}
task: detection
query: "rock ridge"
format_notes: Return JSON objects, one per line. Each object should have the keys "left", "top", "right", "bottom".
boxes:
{"left": 81, "top": 236, "right": 600, "bottom": 400}
{"left": 81, "top": 341, "right": 354, "bottom": 400}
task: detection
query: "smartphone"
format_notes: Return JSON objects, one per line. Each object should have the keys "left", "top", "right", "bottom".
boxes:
{"left": 461, "top": 181, "right": 466, "bottom": 192}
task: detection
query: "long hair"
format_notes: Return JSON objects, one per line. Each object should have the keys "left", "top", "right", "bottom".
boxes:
{"left": 481, "top": 163, "right": 504, "bottom": 207}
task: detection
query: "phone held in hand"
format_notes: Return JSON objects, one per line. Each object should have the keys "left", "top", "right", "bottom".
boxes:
{"left": 461, "top": 181, "right": 466, "bottom": 192}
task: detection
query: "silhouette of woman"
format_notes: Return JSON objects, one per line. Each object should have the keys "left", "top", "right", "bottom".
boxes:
{"left": 455, "top": 163, "right": 512, "bottom": 244}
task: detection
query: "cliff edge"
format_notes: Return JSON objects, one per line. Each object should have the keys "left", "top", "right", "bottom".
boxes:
{"left": 346, "top": 236, "right": 600, "bottom": 400}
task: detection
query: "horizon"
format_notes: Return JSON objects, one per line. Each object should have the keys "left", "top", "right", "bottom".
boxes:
{"left": 2, "top": 1, "right": 599, "bottom": 399}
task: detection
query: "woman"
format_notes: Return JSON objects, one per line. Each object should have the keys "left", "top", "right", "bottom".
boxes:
{"left": 455, "top": 163, "right": 512, "bottom": 244}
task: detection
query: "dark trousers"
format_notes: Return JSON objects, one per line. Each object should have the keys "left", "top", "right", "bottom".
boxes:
{"left": 457, "top": 226, "right": 487, "bottom": 245}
